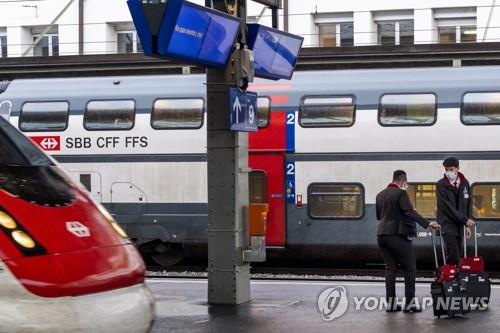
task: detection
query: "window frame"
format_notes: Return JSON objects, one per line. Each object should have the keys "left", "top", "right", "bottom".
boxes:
{"left": 19, "top": 100, "right": 70, "bottom": 133}
{"left": 406, "top": 182, "right": 438, "bottom": 219}
{"left": 150, "top": 97, "right": 205, "bottom": 130}
{"left": 460, "top": 90, "right": 500, "bottom": 126}
{"left": 376, "top": 20, "right": 414, "bottom": 46}
{"left": 298, "top": 94, "right": 357, "bottom": 128}
{"left": 470, "top": 182, "right": 500, "bottom": 221}
{"left": 33, "top": 33, "right": 59, "bottom": 57}
{"left": 116, "top": 31, "right": 142, "bottom": 54}
{"left": 378, "top": 92, "right": 438, "bottom": 127}
{"left": 307, "top": 182, "right": 365, "bottom": 220}
{"left": 249, "top": 169, "right": 268, "bottom": 204}
{"left": 318, "top": 22, "right": 354, "bottom": 47}
{"left": 0, "top": 33, "right": 7, "bottom": 58}
{"left": 84, "top": 99, "right": 137, "bottom": 131}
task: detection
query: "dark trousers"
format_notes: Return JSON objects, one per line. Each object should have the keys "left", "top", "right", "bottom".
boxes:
{"left": 442, "top": 233, "right": 463, "bottom": 266}
{"left": 377, "top": 235, "right": 416, "bottom": 306}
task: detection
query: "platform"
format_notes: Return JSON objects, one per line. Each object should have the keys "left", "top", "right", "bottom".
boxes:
{"left": 148, "top": 278, "right": 499, "bottom": 332}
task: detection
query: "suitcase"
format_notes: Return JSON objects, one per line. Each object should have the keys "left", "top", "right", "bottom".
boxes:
{"left": 431, "top": 230, "right": 470, "bottom": 318}
{"left": 458, "top": 225, "right": 491, "bottom": 310}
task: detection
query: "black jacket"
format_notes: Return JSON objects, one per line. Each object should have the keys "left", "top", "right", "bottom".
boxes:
{"left": 376, "top": 184, "right": 430, "bottom": 236}
{"left": 436, "top": 173, "right": 471, "bottom": 237}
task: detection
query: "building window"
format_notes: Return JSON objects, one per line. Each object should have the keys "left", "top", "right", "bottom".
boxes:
{"left": 308, "top": 183, "right": 364, "bottom": 219}
{"left": 407, "top": 184, "right": 437, "bottom": 218}
{"left": 257, "top": 97, "right": 271, "bottom": 129}
{"left": 462, "top": 92, "right": 500, "bottom": 125}
{"left": 377, "top": 20, "right": 414, "bottom": 45}
{"left": 117, "top": 32, "right": 143, "bottom": 54}
{"left": 0, "top": 33, "right": 7, "bottom": 58}
{"left": 84, "top": 100, "right": 135, "bottom": 131}
{"left": 438, "top": 26, "right": 476, "bottom": 43}
{"left": 379, "top": 93, "right": 436, "bottom": 126}
{"left": 299, "top": 95, "right": 355, "bottom": 128}
{"left": 472, "top": 184, "right": 500, "bottom": 219}
{"left": 151, "top": 98, "right": 204, "bottom": 129}
{"left": 33, "top": 34, "right": 59, "bottom": 57}
{"left": 319, "top": 22, "right": 353, "bottom": 47}
{"left": 19, "top": 101, "right": 69, "bottom": 132}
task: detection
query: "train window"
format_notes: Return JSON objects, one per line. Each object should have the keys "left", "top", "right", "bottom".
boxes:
{"left": 462, "top": 92, "right": 500, "bottom": 125}
{"left": 471, "top": 183, "right": 500, "bottom": 219}
{"left": 249, "top": 171, "right": 267, "bottom": 204}
{"left": 407, "top": 183, "right": 437, "bottom": 218}
{"left": 299, "top": 96, "right": 355, "bottom": 128}
{"left": 84, "top": 100, "right": 135, "bottom": 131}
{"left": 19, "top": 102, "right": 69, "bottom": 132}
{"left": 379, "top": 94, "right": 436, "bottom": 126}
{"left": 308, "top": 183, "right": 364, "bottom": 219}
{"left": 257, "top": 97, "right": 271, "bottom": 128}
{"left": 152, "top": 98, "right": 204, "bottom": 129}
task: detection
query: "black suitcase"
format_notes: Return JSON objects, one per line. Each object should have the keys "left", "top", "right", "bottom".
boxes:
{"left": 431, "top": 280, "right": 469, "bottom": 318}
{"left": 431, "top": 230, "right": 470, "bottom": 318}
{"left": 458, "top": 225, "right": 491, "bottom": 310}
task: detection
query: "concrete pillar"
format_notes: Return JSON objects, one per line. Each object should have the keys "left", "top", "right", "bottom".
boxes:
{"left": 353, "top": 11, "right": 377, "bottom": 46}
{"left": 414, "top": 9, "right": 436, "bottom": 44}
{"left": 7, "top": 26, "right": 31, "bottom": 57}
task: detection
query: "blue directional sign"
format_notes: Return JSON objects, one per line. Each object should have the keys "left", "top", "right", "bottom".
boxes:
{"left": 247, "top": 24, "right": 304, "bottom": 80}
{"left": 127, "top": 0, "right": 241, "bottom": 67}
{"left": 229, "top": 89, "right": 258, "bottom": 132}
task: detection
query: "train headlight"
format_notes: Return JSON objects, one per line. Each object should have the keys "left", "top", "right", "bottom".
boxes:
{"left": 111, "top": 222, "right": 128, "bottom": 239}
{"left": 11, "top": 230, "right": 36, "bottom": 249}
{"left": 0, "top": 211, "right": 17, "bottom": 230}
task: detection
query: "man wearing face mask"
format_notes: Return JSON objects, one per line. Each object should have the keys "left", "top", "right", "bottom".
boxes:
{"left": 436, "top": 157, "right": 475, "bottom": 266}
{"left": 376, "top": 170, "right": 440, "bottom": 313}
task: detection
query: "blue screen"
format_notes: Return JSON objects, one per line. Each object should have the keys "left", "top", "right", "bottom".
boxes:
{"left": 164, "top": 1, "right": 240, "bottom": 67}
{"left": 167, "top": 4, "right": 211, "bottom": 58}
{"left": 248, "top": 24, "right": 303, "bottom": 80}
{"left": 198, "top": 13, "right": 241, "bottom": 64}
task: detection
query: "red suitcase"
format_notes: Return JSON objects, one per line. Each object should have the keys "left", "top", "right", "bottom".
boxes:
{"left": 459, "top": 225, "right": 485, "bottom": 273}
{"left": 432, "top": 230, "right": 457, "bottom": 283}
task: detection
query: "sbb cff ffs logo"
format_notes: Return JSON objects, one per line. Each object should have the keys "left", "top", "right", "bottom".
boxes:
{"left": 30, "top": 136, "right": 61, "bottom": 151}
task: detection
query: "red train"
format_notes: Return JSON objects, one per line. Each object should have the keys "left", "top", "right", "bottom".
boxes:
{"left": 0, "top": 114, "right": 154, "bottom": 331}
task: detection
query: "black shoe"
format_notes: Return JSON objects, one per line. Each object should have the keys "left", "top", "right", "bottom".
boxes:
{"left": 386, "top": 305, "right": 402, "bottom": 313}
{"left": 403, "top": 306, "right": 423, "bottom": 313}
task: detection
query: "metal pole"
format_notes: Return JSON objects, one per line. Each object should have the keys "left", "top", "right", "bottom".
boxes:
{"left": 283, "top": 0, "right": 288, "bottom": 32}
{"left": 78, "top": 0, "right": 84, "bottom": 55}
{"left": 206, "top": 0, "right": 251, "bottom": 305}
{"left": 271, "top": 7, "right": 278, "bottom": 29}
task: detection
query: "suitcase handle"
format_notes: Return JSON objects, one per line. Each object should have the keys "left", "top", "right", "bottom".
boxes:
{"left": 431, "top": 229, "right": 447, "bottom": 268}
{"left": 463, "top": 224, "right": 478, "bottom": 258}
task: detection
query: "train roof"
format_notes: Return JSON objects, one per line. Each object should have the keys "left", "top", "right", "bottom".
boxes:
{"left": 3, "top": 66, "right": 500, "bottom": 107}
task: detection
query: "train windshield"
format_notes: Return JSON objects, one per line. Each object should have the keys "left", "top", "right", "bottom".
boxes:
{"left": 0, "top": 116, "right": 75, "bottom": 207}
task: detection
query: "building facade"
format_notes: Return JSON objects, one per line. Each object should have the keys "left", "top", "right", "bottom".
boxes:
{"left": 0, "top": 0, "right": 499, "bottom": 58}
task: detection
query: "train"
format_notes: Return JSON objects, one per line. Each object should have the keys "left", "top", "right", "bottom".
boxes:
{"left": 1, "top": 65, "right": 500, "bottom": 269}
{"left": 0, "top": 107, "right": 154, "bottom": 331}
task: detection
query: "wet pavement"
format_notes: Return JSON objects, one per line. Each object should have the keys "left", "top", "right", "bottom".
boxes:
{"left": 148, "top": 279, "right": 499, "bottom": 333}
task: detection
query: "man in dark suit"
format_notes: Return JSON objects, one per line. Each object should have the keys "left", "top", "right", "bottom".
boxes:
{"left": 376, "top": 170, "right": 439, "bottom": 313}
{"left": 436, "top": 157, "right": 475, "bottom": 266}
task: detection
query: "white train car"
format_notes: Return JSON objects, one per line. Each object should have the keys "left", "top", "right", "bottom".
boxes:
{"left": 1, "top": 66, "right": 500, "bottom": 267}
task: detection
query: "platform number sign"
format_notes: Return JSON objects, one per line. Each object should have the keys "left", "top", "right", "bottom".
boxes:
{"left": 286, "top": 161, "right": 296, "bottom": 204}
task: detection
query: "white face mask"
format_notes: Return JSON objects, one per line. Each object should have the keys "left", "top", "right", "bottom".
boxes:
{"left": 445, "top": 171, "right": 458, "bottom": 181}
{"left": 399, "top": 183, "right": 408, "bottom": 191}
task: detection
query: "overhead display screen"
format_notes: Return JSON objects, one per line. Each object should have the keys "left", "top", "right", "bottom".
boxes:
{"left": 248, "top": 24, "right": 303, "bottom": 80}
{"left": 158, "top": 0, "right": 241, "bottom": 67}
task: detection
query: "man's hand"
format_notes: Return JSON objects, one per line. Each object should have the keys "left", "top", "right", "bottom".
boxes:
{"left": 466, "top": 227, "right": 473, "bottom": 239}
{"left": 466, "top": 219, "right": 476, "bottom": 227}
{"left": 429, "top": 222, "right": 440, "bottom": 230}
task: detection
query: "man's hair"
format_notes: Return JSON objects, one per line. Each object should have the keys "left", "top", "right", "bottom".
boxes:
{"left": 443, "top": 157, "right": 459, "bottom": 168}
{"left": 393, "top": 170, "right": 407, "bottom": 183}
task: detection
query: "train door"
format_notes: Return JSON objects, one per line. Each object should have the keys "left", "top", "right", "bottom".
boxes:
{"left": 249, "top": 154, "right": 285, "bottom": 246}
{"left": 70, "top": 171, "right": 102, "bottom": 203}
